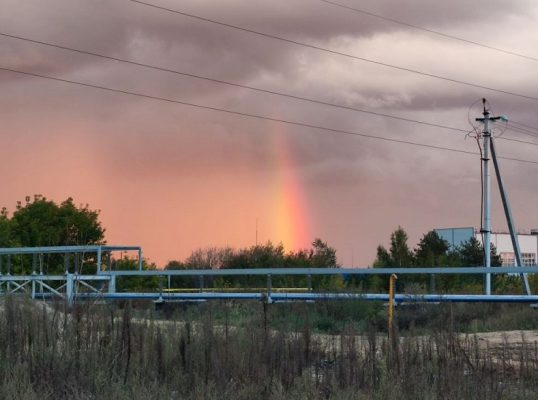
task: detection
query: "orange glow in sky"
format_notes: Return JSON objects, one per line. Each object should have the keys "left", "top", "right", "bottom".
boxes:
{"left": 273, "top": 127, "right": 311, "bottom": 252}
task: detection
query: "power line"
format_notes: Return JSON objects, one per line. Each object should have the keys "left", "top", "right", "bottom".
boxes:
{"left": 508, "top": 125, "right": 538, "bottom": 137}
{"left": 498, "top": 135, "right": 538, "bottom": 146}
{"left": 509, "top": 120, "right": 538, "bottom": 133}
{"left": 2, "top": 66, "right": 537, "bottom": 165}
{"left": 129, "top": 0, "right": 538, "bottom": 103}
{"left": 0, "top": 31, "right": 468, "bottom": 134}
{"left": 318, "top": 0, "right": 538, "bottom": 63}
{"left": 505, "top": 125, "right": 538, "bottom": 139}
{"left": 2, "top": 32, "right": 537, "bottom": 148}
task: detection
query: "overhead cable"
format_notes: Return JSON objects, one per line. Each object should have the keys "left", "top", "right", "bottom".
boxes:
{"left": 129, "top": 0, "right": 538, "bottom": 103}
{"left": 1, "top": 32, "right": 535, "bottom": 146}
{"left": 2, "top": 66, "right": 537, "bottom": 165}
{"left": 508, "top": 120, "right": 538, "bottom": 133}
{"left": 505, "top": 125, "right": 538, "bottom": 139}
{"left": 0, "top": 31, "right": 469, "bottom": 134}
{"left": 318, "top": 0, "right": 538, "bottom": 63}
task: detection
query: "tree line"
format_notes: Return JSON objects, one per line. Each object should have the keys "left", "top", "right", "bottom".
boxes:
{"left": 164, "top": 239, "right": 342, "bottom": 290}
{"left": 1, "top": 195, "right": 532, "bottom": 294}
{"left": 368, "top": 226, "right": 532, "bottom": 294}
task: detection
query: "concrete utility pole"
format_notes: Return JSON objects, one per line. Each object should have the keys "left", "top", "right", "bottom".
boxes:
{"left": 476, "top": 99, "right": 493, "bottom": 295}
{"left": 476, "top": 98, "right": 531, "bottom": 296}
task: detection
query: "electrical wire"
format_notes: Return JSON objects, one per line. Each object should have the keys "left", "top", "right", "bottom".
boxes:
{"left": 3, "top": 31, "right": 537, "bottom": 148}
{"left": 467, "top": 98, "right": 538, "bottom": 146}
{"left": 129, "top": 0, "right": 538, "bottom": 103}
{"left": 505, "top": 124, "right": 538, "bottom": 138}
{"left": 318, "top": 0, "right": 538, "bottom": 63}
{"left": 498, "top": 136, "right": 538, "bottom": 146}
{"left": 0, "top": 31, "right": 468, "bottom": 134}
{"left": 2, "top": 66, "right": 538, "bottom": 166}
{"left": 509, "top": 120, "right": 538, "bottom": 133}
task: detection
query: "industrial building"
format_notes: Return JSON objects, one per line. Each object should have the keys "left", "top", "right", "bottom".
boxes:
{"left": 435, "top": 227, "right": 538, "bottom": 267}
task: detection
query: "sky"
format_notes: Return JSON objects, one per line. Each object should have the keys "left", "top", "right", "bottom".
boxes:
{"left": 1, "top": 0, "right": 537, "bottom": 267}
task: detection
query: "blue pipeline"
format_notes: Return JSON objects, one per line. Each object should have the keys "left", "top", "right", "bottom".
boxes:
{"left": 34, "top": 291, "right": 538, "bottom": 303}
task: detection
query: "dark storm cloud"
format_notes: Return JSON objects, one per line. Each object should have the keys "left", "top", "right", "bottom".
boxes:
{"left": 3, "top": 0, "right": 533, "bottom": 85}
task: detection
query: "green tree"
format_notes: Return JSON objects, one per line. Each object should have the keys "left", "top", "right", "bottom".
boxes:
{"left": 310, "top": 238, "right": 338, "bottom": 268}
{"left": 389, "top": 227, "right": 414, "bottom": 267}
{"left": 114, "top": 257, "right": 159, "bottom": 292}
{"left": 219, "top": 242, "right": 285, "bottom": 287}
{"left": 414, "top": 231, "right": 449, "bottom": 267}
{"left": 10, "top": 196, "right": 104, "bottom": 247}
{"left": 371, "top": 227, "right": 414, "bottom": 292}
{"left": 0, "top": 208, "right": 12, "bottom": 247}
{"left": 372, "top": 245, "right": 391, "bottom": 268}
{"left": 6, "top": 195, "right": 105, "bottom": 274}
{"left": 374, "top": 227, "right": 414, "bottom": 268}
{"left": 221, "top": 242, "right": 286, "bottom": 270}
{"left": 307, "top": 239, "right": 342, "bottom": 289}
{"left": 458, "top": 237, "right": 484, "bottom": 267}
{"left": 413, "top": 231, "right": 450, "bottom": 290}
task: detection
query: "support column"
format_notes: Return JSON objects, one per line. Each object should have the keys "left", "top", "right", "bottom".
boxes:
{"left": 66, "top": 273, "right": 74, "bottom": 307}
{"left": 7, "top": 255, "right": 11, "bottom": 293}
{"left": 267, "top": 274, "right": 272, "bottom": 303}
{"left": 39, "top": 254, "right": 44, "bottom": 295}
{"left": 108, "top": 275, "right": 116, "bottom": 295}
{"left": 97, "top": 246, "right": 102, "bottom": 273}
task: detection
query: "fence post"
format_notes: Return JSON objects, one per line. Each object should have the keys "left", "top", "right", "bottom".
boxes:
{"left": 267, "top": 274, "right": 272, "bottom": 303}
{"left": 97, "top": 246, "right": 102, "bottom": 273}
{"left": 39, "top": 254, "right": 44, "bottom": 294}
{"left": 7, "top": 255, "right": 11, "bottom": 293}
{"left": 64, "top": 253, "right": 70, "bottom": 274}
{"left": 108, "top": 275, "right": 116, "bottom": 295}
{"left": 66, "top": 273, "right": 74, "bottom": 307}
{"left": 31, "top": 255, "right": 36, "bottom": 299}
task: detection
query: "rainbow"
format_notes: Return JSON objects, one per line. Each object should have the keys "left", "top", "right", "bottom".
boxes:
{"left": 272, "top": 126, "right": 311, "bottom": 251}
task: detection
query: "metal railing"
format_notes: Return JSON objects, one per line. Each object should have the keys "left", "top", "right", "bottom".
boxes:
{"left": 1, "top": 245, "right": 537, "bottom": 305}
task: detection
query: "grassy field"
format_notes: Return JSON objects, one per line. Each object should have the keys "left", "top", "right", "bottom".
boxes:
{"left": 1, "top": 297, "right": 538, "bottom": 399}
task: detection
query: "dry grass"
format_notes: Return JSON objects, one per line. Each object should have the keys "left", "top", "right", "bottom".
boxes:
{"left": 1, "top": 297, "right": 538, "bottom": 399}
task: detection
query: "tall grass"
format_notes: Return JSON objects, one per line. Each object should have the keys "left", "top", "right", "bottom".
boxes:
{"left": 1, "top": 297, "right": 538, "bottom": 399}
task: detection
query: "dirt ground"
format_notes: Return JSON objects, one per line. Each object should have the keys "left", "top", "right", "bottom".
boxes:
{"left": 465, "top": 330, "right": 538, "bottom": 367}
{"left": 474, "top": 330, "right": 538, "bottom": 345}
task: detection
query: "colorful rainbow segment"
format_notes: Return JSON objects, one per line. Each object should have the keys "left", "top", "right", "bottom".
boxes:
{"left": 273, "top": 127, "right": 311, "bottom": 251}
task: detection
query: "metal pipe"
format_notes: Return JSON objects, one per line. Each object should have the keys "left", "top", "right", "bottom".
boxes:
{"left": 56, "top": 292, "right": 538, "bottom": 303}
{"left": 0, "top": 245, "right": 142, "bottom": 255}
{"left": 102, "top": 265, "right": 538, "bottom": 277}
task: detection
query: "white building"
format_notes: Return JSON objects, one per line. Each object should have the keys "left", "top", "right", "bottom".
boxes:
{"left": 435, "top": 227, "right": 538, "bottom": 267}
